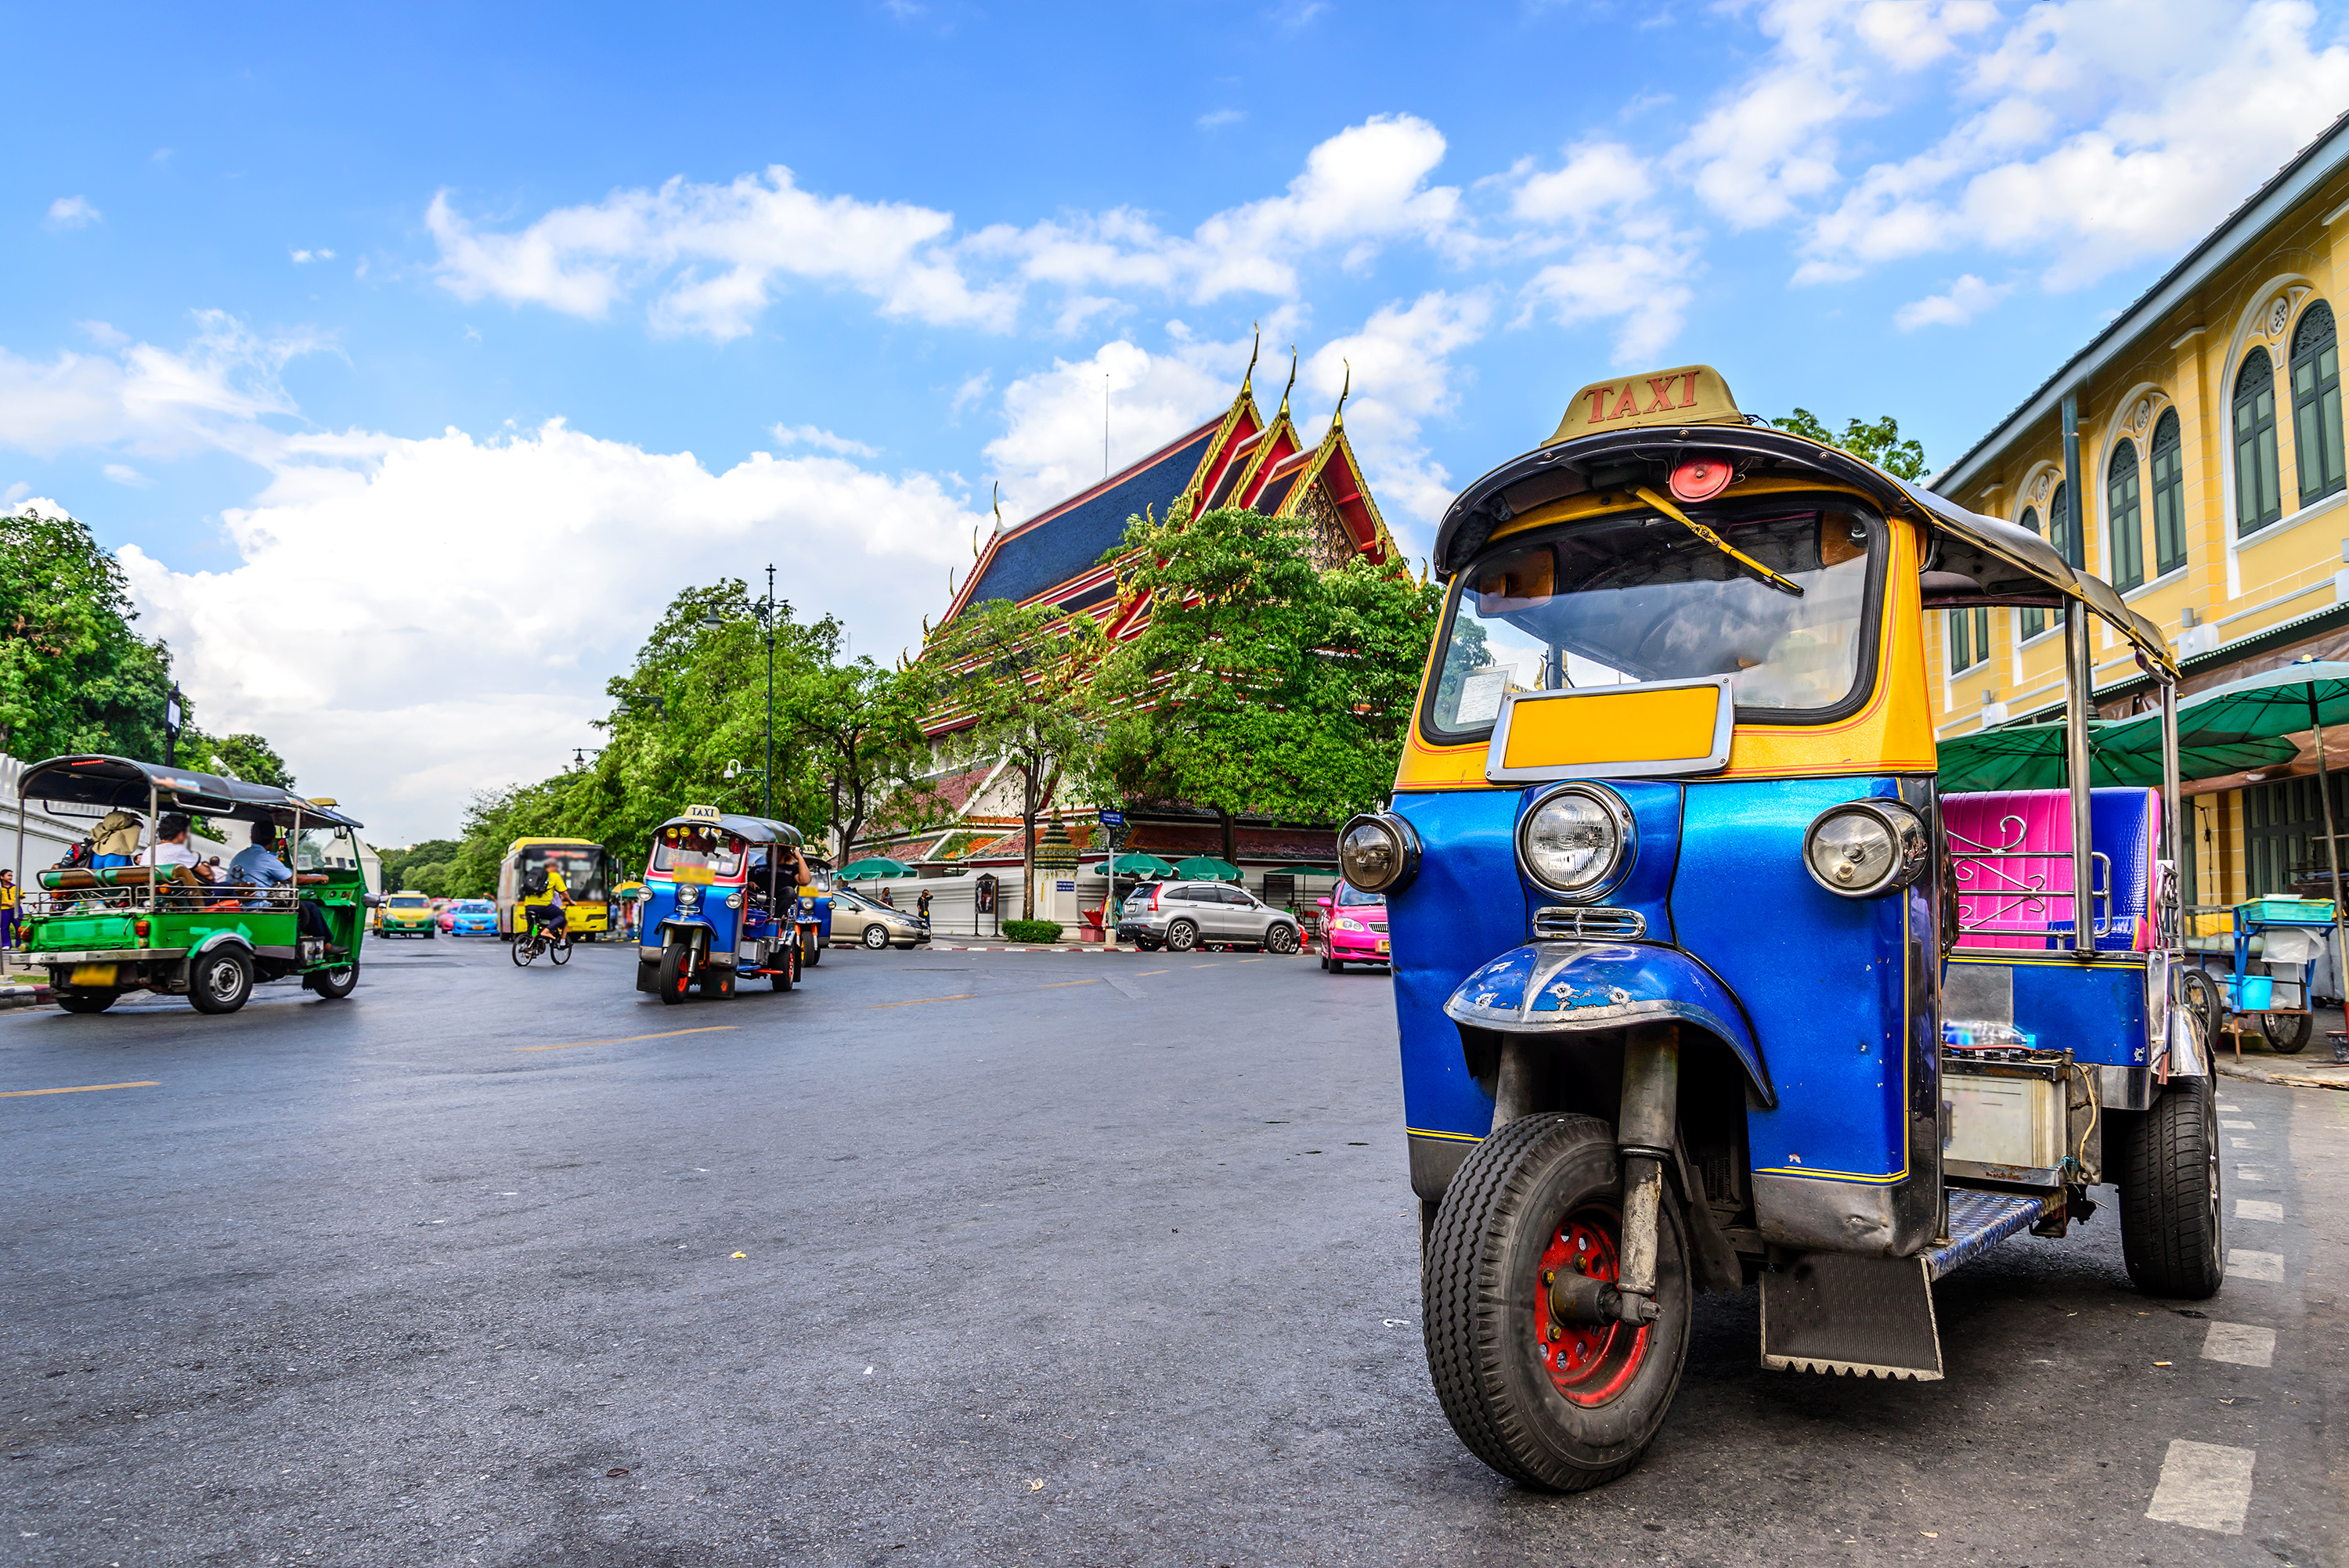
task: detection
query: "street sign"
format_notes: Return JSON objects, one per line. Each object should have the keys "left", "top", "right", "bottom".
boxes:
{"left": 1098, "top": 809, "right": 1125, "bottom": 827}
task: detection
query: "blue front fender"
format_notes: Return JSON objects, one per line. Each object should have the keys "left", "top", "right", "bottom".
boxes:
{"left": 1443, "top": 941, "right": 1773, "bottom": 1107}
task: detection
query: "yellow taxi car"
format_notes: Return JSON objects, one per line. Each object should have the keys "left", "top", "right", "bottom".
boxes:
{"left": 376, "top": 889, "right": 438, "bottom": 939}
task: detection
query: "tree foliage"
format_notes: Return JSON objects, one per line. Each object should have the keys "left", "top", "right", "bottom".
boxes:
{"left": 1089, "top": 506, "right": 1440, "bottom": 827}
{"left": 0, "top": 509, "right": 176, "bottom": 762}
{"left": 1770, "top": 409, "right": 1929, "bottom": 481}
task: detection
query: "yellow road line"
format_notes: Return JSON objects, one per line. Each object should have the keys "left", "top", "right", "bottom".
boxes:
{"left": 1137, "top": 970, "right": 1168, "bottom": 976}
{"left": 1239, "top": 958, "right": 1264, "bottom": 964}
{"left": 515, "top": 1027, "right": 738, "bottom": 1052}
{"left": 2, "top": 1080, "right": 159, "bottom": 1099}
{"left": 1037, "top": 979, "right": 1100, "bottom": 989}
{"left": 870, "top": 994, "right": 977, "bottom": 1009}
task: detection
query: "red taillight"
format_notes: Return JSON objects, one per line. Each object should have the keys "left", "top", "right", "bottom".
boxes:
{"left": 134, "top": 918, "right": 150, "bottom": 941}
{"left": 1149, "top": 886, "right": 1161, "bottom": 910}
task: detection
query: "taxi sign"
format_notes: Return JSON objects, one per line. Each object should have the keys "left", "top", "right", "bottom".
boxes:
{"left": 683, "top": 803, "right": 722, "bottom": 823}
{"left": 1545, "top": 364, "right": 1743, "bottom": 446}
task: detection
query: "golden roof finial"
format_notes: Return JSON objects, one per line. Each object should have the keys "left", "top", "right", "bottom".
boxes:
{"left": 991, "top": 480, "right": 1004, "bottom": 535}
{"left": 1278, "top": 344, "right": 1298, "bottom": 420}
{"left": 1242, "top": 323, "right": 1260, "bottom": 396}
{"left": 1331, "top": 359, "right": 1351, "bottom": 428}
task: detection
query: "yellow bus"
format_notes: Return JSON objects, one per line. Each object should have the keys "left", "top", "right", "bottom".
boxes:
{"left": 496, "top": 838, "right": 615, "bottom": 939}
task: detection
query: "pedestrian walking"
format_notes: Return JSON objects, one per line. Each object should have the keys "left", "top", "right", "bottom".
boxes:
{"left": 0, "top": 869, "right": 18, "bottom": 948}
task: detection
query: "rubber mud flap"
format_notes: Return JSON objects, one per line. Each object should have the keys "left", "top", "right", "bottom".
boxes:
{"left": 1762, "top": 1252, "right": 1943, "bottom": 1380}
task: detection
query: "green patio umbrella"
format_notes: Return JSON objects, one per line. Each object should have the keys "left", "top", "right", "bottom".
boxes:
{"left": 1936, "top": 717, "right": 2296, "bottom": 793}
{"left": 1171, "top": 855, "right": 1242, "bottom": 882}
{"left": 1099, "top": 851, "right": 1177, "bottom": 877}
{"left": 835, "top": 856, "right": 915, "bottom": 881}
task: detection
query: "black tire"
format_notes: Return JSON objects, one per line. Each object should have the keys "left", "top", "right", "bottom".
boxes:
{"left": 2180, "top": 968, "right": 2222, "bottom": 1046}
{"left": 655, "top": 945, "right": 692, "bottom": 1004}
{"left": 1423, "top": 1112, "right": 1691, "bottom": 1492}
{"left": 2260, "top": 1011, "right": 2312, "bottom": 1054}
{"left": 1319, "top": 952, "right": 1331, "bottom": 971}
{"left": 511, "top": 932, "right": 536, "bottom": 967}
{"left": 699, "top": 965, "right": 736, "bottom": 999}
{"left": 56, "top": 989, "right": 117, "bottom": 1014}
{"left": 772, "top": 942, "right": 796, "bottom": 991}
{"left": 1264, "top": 924, "right": 1299, "bottom": 955}
{"left": 548, "top": 934, "right": 572, "bottom": 966}
{"left": 309, "top": 962, "right": 358, "bottom": 1000}
{"left": 1166, "top": 919, "right": 1199, "bottom": 953}
{"left": 188, "top": 949, "right": 254, "bottom": 1015}
{"left": 862, "top": 924, "right": 889, "bottom": 951}
{"left": 2116, "top": 1076, "right": 2224, "bottom": 1299}
{"left": 803, "top": 936, "right": 823, "bottom": 966}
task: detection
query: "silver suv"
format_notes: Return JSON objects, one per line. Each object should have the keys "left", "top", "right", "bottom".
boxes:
{"left": 1117, "top": 880, "right": 1301, "bottom": 954}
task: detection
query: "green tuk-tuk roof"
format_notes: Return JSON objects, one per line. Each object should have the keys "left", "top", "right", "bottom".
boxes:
{"left": 16, "top": 754, "right": 365, "bottom": 830}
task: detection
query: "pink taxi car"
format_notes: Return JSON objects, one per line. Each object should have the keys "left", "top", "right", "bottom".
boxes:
{"left": 1316, "top": 881, "right": 1390, "bottom": 972}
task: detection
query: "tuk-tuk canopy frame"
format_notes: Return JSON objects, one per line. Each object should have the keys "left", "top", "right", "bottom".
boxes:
{"left": 1431, "top": 424, "right": 2178, "bottom": 681}
{"left": 651, "top": 812, "right": 803, "bottom": 849}
{"left": 18, "top": 754, "right": 365, "bottom": 830}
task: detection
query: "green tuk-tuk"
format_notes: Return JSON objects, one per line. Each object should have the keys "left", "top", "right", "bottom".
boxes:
{"left": 7, "top": 755, "right": 370, "bottom": 1015}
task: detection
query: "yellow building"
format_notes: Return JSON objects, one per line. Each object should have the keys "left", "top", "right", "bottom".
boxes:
{"left": 1932, "top": 110, "right": 2349, "bottom": 910}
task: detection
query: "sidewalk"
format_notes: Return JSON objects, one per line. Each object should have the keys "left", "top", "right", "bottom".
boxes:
{"left": 2213, "top": 1002, "right": 2349, "bottom": 1091}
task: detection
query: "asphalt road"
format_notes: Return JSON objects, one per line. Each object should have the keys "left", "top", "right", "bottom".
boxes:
{"left": 3, "top": 936, "right": 2344, "bottom": 1566}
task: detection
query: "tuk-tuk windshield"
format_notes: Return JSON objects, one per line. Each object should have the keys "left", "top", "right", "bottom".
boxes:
{"left": 294, "top": 826, "right": 364, "bottom": 873}
{"left": 651, "top": 826, "right": 745, "bottom": 880}
{"left": 1428, "top": 501, "right": 1881, "bottom": 734}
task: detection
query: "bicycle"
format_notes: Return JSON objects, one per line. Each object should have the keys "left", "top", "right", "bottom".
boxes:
{"left": 511, "top": 914, "right": 572, "bottom": 967}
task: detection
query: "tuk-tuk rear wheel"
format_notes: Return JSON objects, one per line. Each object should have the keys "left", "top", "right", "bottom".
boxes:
{"left": 1423, "top": 1112, "right": 1690, "bottom": 1492}
{"left": 56, "top": 989, "right": 117, "bottom": 1014}
{"left": 2115, "top": 1076, "right": 2224, "bottom": 1299}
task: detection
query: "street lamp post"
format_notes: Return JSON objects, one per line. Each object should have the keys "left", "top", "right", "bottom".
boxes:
{"left": 164, "top": 685, "right": 183, "bottom": 766}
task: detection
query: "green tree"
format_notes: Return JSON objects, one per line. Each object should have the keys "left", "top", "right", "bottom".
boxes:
{"left": 209, "top": 734, "right": 294, "bottom": 789}
{"left": 925, "top": 599, "right": 1103, "bottom": 920}
{"left": 1770, "top": 409, "right": 1929, "bottom": 481}
{"left": 0, "top": 508, "right": 175, "bottom": 761}
{"left": 788, "top": 654, "right": 934, "bottom": 860}
{"left": 1088, "top": 505, "right": 1440, "bottom": 840}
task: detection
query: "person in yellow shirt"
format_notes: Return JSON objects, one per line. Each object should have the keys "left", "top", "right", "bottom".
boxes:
{"left": 0, "top": 869, "right": 18, "bottom": 948}
{"left": 525, "top": 864, "right": 571, "bottom": 945}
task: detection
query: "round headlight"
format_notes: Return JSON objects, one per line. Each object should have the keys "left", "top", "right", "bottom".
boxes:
{"left": 1517, "top": 785, "right": 1629, "bottom": 896}
{"left": 724, "top": 892, "right": 742, "bottom": 909}
{"left": 1338, "top": 812, "right": 1421, "bottom": 894}
{"left": 1802, "top": 801, "right": 1929, "bottom": 899}
{"left": 677, "top": 885, "right": 700, "bottom": 910}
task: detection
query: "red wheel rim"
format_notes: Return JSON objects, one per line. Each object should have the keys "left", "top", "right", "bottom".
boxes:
{"left": 1534, "top": 1203, "right": 1650, "bottom": 1407}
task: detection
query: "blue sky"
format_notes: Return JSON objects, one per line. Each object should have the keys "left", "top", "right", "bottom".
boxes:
{"left": 5, "top": 0, "right": 2347, "bottom": 842}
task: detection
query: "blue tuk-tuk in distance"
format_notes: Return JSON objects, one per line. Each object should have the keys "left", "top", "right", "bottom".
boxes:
{"left": 1343, "top": 363, "right": 2212, "bottom": 1492}
{"left": 635, "top": 805, "right": 808, "bottom": 1002}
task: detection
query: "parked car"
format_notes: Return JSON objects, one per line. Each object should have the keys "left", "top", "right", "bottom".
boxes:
{"left": 377, "top": 890, "right": 437, "bottom": 938}
{"left": 831, "top": 888, "right": 931, "bottom": 951}
{"left": 1316, "top": 881, "right": 1390, "bottom": 971}
{"left": 1117, "top": 879, "right": 1301, "bottom": 954}
{"left": 447, "top": 898, "right": 499, "bottom": 937}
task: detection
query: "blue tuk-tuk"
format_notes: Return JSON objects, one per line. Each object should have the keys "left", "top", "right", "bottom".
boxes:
{"left": 635, "top": 805, "right": 809, "bottom": 1002}
{"left": 1348, "top": 364, "right": 2213, "bottom": 1491}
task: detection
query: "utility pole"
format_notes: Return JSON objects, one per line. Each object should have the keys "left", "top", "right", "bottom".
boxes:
{"left": 763, "top": 564, "right": 776, "bottom": 820}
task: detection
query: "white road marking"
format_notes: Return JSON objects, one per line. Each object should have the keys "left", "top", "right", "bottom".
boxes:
{"left": 2232, "top": 1137, "right": 2255, "bottom": 1149}
{"left": 2221, "top": 1119, "right": 2256, "bottom": 1129}
{"left": 2235, "top": 1199, "right": 2284, "bottom": 1221}
{"left": 2229, "top": 1249, "right": 2285, "bottom": 1281}
{"left": 2218, "top": 1102, "right": 2241, "bottom": 1111}
{"left": 2235, "top": 1167, "right": 2268, "bottom": 1182}
{"left": 2201, "top": 1322, "right": 2276, "bottom": 1368}
{"left": 2145, "top": 1440, "right": 2254, "bottom": 1535}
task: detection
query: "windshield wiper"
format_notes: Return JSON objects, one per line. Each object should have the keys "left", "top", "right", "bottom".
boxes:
{"left": 1633, "top": 485, "right": 1804, "bottom": 597}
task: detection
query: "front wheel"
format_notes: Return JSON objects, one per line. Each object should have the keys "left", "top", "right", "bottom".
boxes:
{"left": 2261, "top": 1011, "right": 2312, "bottom": 1054}
{"left": 655, "top": 944, "right": 693, "bottom": 1004}
{"left": 1423, "top": 1112, "right": 1691, "bottom": 1492}
{"left": 188, "top": 949, "right": 254, "bottom": 1015}
{"left": 803, "top": 937, "right": 823, "bottom": 967}
{"left": 2116, "top": 1076, "right": 2224, "bottom": 1299}
{"left": 56, "top": 989, "right": 117, "bottom": 1014}
{"left": 1165, "top": 919, "right": 1199, "bottom": 953}
{"left": 863, "top": 924, "right": 889, "bottom": 951}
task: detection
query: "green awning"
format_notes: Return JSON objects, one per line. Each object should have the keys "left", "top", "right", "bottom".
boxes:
{"left": 1171, "top": 856, "right": 1242, "bottom": 882}
{"left": 836, "top": 857, "right": 915, "bottom": 881}
{"left": 1092, "top": 852, "right": 1176, "bottom": 876}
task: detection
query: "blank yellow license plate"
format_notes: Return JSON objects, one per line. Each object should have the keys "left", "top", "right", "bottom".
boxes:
{"left": 1377, "top": 941, "right": 1389, "bottom": 953}
{"left": 69, "top": 964, "right": 118, "bottom": 987}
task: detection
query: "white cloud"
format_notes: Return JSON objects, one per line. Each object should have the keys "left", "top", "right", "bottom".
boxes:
{"left": 1298, "top": 291, "right": 1493, "bottom": 532}
{"left": 45, "top": 195, "right": 100, "bottom": 229}
{"left": 1197, "top": 109, "right": 1247, "bottom": 129}
{"left": 121, "top": 422, "right": 978, "bottom": 843}
{"left": 102, "top": 463, "right": 154, "bottom": 488}
{"left": 770, "top": 423, "right": 880, "bottom": 457}
{"left": 1894, "top": 272, "right": 2010, "bottom": 329}
{"left": 426, "top": 169, "right": 1016, "bottom": 340}
{"left": 1517, "top": 215, "right": 1700, "bottom": 363}
{"left": 290, "top": 247, "right": 336, "bottom": 264}
{"left": 1510, "top": 141, "right": 1654, "bottom": 228}
{"left": 0, "top": 311, "right": 322, "bottom": 461}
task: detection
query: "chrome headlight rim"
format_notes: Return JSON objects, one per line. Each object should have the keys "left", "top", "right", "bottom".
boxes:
{"left": 1337, "top": 810, "right": 1422, "bottom": 896}
{"left": 1802, "top": 798, "right": 1930, "bottom": 899}
{"left": 1515, "top": 782, "right": 1635, "bottom": 901}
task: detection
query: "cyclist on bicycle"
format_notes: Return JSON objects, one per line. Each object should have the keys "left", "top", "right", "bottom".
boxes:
{"left": 525, "top": 864, "right": 572, "bottom": 949}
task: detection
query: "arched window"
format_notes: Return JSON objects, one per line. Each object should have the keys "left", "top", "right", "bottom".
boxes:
{"left": 2018, "top": 505, "right": 2046, "bottom": 640}
{"left": 1948, "top": 607, "right": 1988, "bottom": 672}
{"left": 2293, "top": 301, "right": 2344, "bottom": 506}
{"left": 2149, "top": 409, "right": 2186, "bottom": 577}
{"left": 2106, "top": 437, "right": 2142, "bottom": 590}
{"left": 2049, "top": 481, "right": 2079, "bottom": 568}
{"left": 2236, "top": 347, "right": 2282, "bottom": 533}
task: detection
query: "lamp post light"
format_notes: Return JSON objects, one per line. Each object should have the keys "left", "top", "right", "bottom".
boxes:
{"left": 702, "top": 565, "right": 781, "bottom": 819}
{"left": 164, "top": 685, "right": 183, "bottom": 766}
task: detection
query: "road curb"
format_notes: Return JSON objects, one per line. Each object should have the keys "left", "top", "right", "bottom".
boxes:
{"left": 2215, "top": 1058, "right": 2349, "bottom": 1092}
{"left": 0, "top": 986, "right": 53, "bottom": 1011}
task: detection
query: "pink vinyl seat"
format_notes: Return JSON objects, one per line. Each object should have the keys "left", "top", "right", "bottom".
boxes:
{"left": 1942, "top": 788, "right": 2160, "bottom": 953}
